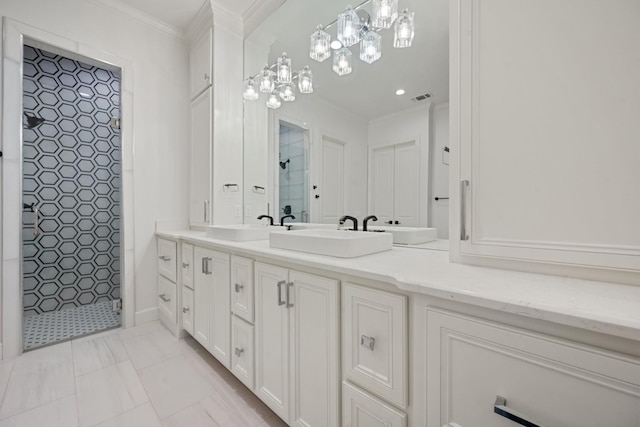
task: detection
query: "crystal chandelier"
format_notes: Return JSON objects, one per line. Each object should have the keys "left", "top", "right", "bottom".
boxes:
{"left": 242, "top": 52, "right": 314, "bottom": 110}
{"left": 310, "top": 0, "right": 415, "bottom": 74}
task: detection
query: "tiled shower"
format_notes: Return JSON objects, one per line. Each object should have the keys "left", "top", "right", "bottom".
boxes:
{"left": 22, "top": 45, "right": 121, "bottom": 349}
{"left": 278, "top": 123, "right": 309, "bottom": 222}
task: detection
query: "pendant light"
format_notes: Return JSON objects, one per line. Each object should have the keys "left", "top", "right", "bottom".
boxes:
{"left": 393, "top": 9, "right": 415, "bottom": 48}
{"left": 333, "top": 47, "right": 353, "bottom": 76}
{"left": 266, "top": 92, "right": 282, "bottom": 109}
{"left": 242, "top": 77, "right": 259, "bottom": 101}
{"left": 298, "top": 66, "right": 314, "bottom": 94}
{"left": 372, "top": 0, "right": 398, "bottom": 29}
{"left": 360, "top": 31, "right": 382, "bottom": 64}
{"left": 310, "top": 26, "right": 331, "bottom": 62}
{"left": 277, "top": 52, "right": 292, "bottom": 83}
{"left": 259, "top": 66, "right": 275, "bottom": 93}
{"left": 337, "top": 6, "right": 360, "bottom": 47}
{"left": 279, "top": 83, "right": 296, "bottom": 102}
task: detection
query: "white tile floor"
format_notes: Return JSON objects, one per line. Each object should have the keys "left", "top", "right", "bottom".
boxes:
{"left": 0, "top": 321, "right": 287, "bottom": 427}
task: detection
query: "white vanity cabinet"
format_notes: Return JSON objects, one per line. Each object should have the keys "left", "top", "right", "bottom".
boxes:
{"left": 254, "top": 262, "right": 340, "bottom": 426}
{"left": 343, "top": 283, "right": 408, "bottom": 409}
{"left": 451, "top": 0, "right": 640, "bottom": 277}
{"left": 157, "top": 238, "right": 178, "bottom": 333}
{"left": 189, "top": 29, "right": 212, "bottom": 100}
{"left": 193, "top": 246, "right": 231, "bottom": 367}
{"left": 424, "top": 308, "right": 640, "bottom": 427}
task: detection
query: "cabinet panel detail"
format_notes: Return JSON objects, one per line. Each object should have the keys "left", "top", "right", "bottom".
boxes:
{"left": 182, "top": 286, "right": 194, "bottom": 335}
{"left": 231, "top": 255, "right": 255, "bottom": 323}
{"left": 343, "top": 283, "right": 407, "bottom": 408}
{"left": 181, "top": 243, "right": 194, "bottom": 289}
{"left": 342, "top": 381, "right": 406, "bottom": 427}
{"left": 157, "top": 238, "right": 177, "bottom": 282}
{"left": 231, "top": 315, "right": 254, "bottom": 390}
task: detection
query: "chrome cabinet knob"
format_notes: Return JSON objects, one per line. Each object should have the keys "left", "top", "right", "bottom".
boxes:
{"left": 182, "top": 262, "right": 189, "bottom": 268}
{"left": 361, "top": 335, "right": 375, "bottom": 351}
{"left": 234, "top": 283, "right": 244, "bottom": 293}
{"left": 234, "top": 347, "right": 244, "bottom": 357}
{"left": 182, "top": 307, "right": 189, "bottom": 313}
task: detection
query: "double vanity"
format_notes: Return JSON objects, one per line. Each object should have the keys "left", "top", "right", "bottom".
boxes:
{"left": 156, "top": 225, "right": 640, "bottom": 427}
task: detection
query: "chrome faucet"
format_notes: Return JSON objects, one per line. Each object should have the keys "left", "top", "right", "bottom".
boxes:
{"left": 339, "top": 215, "right": 358, "bottom": 231}
{"left": 257, "top": 214, "right": 274, "bottom": 226}
{"left": 280, "top": 214, "right": 295, "bottom": 227}
{"left": 362, "top": 215, "right": 378, "bottom": 232}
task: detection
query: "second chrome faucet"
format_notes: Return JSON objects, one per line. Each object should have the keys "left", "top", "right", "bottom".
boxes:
{"left": 339, "top": 215, "right": 378, "bottom": 232}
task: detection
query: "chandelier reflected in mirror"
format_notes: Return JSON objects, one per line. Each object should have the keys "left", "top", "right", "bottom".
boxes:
{"left": 243, "top": 0, "right": 416, "bottom": 109}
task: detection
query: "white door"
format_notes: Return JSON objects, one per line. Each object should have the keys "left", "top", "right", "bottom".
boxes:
{"left": 189, "top": 89, "right": 212, "bottom": 227}
{"left": 209, "top": 250, "right": 230, "bottom": 368}
{"left": 193, "top": 246, "right": 212, "bottom": 348}
{"left": 319, "top": 137, "right": 345, "bottom": 224}
{"left": 370, "top": 145, "right": 395, "bottom": 225}
{"left": 393, "top": 141, "right": 419, "bottom": 227}
{"left": 289, "top": 271, "right": 339, "bottom": 427}
{"left": 255, "top": 262, "right": 290, "bottom": 423}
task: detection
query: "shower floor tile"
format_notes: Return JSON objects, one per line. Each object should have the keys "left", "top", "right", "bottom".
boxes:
{"left": 23, "top": 301, "right": 120, "bottom": 350}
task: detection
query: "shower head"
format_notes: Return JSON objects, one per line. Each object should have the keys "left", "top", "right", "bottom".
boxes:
{"left": 23, "top": 112, "right": 45, "bottom": 129}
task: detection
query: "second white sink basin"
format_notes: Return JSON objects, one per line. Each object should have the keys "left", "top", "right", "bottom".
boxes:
{"left": 270, "top": 229, "right": 393, "bottom": 258}
{"left": 207, "top": 224, "right": 272, "bottom": 241}
{"left": 369, "top": 226, "right": 438, "bottom": 245}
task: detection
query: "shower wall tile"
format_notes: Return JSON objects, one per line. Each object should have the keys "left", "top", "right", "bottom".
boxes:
{"left": 22, "top": 45, "right": 121, "bottom": 315}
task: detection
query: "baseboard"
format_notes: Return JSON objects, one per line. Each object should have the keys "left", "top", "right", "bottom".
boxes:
{"left": 134, "top": 307, "right": 159, "bottom": 325}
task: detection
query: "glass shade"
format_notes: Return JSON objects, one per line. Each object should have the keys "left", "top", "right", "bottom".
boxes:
{"left": 277, "top": 52, "right": 292, "bottom": 83}
{"left": 242, "top": 77, "right": 259, "bottom": 101}
{"left": 337, "top": 7, "right": 360, "bottom": 47}
{"left": 372, "top": 0, "right": 398, "bottom": 29}
{"left": 394, "top": 10, "right": 415, "bottom": 48}
{"left": 333, "top": 47, "right": 353, "bottom": 76}
{"left": 310, "top": 26, "right": 331, "bottom": 62}
{"left": 259, "top": 66, "right": 275, "bottom": 93}
{"left": 298, "top": 66, "right": 314, "bottom": 94}
{"left": 360, "top": 31, "right": 382, "bottom": 64}
{"left": 278, "top": 83, "right": 296, "bottom": 102}
{"left": 266, "top": 93, "right": 282, "bottom": 109}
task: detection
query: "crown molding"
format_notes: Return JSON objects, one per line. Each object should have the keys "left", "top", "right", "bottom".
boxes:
{"left": 211, "top": 1, "right": 243, "bottom": 35}
{"left": 186, "top": 0, "right": 213, "bottom": 42}
{"left": 242, "top": 0, "right": 285, "bottom": 37}
{"left": 93, "top": 0, "right": 187, "bottom": 42}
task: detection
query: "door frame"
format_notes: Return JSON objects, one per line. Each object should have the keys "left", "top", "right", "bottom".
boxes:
{"left": 0, "top": 18, "right": 136, "bottom": 359}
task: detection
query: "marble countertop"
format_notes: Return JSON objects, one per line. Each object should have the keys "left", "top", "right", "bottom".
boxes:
{"left": 156, "top": 229, "right": 640, "bottom": 342}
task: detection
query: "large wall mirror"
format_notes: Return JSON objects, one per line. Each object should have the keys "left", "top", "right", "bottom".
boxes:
{"left": 242, "top": 0, "right": 450, "bottom": 240}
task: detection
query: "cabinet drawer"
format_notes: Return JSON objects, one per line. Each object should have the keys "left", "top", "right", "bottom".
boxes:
{"left": 157, "top": 238, "right": 177, "bottom": 282}
{"left": 231, "top": 315, "right": 254, "bottom": 390}
{"left": 181, "top": 243, "right": 194, "bottom": 289}
{"left": 342, "top": 381, "right": 406, "bottom": 427}
{"left": 426, "top": 309, "right": 640, "bottom": 427}
{"left": 158, "top": 275, "right": 176, "bottom": 323}
{"left": 343, "top": 283, "right": 407, "bottom": 408}
{"left": 182, "top": 286, "right": 194, "bottom": 335}
{"left": 231, "top": 255, "right": 254, "bottom": 323}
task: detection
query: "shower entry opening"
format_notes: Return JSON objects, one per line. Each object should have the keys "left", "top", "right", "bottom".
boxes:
{"left": 21, "top": 43, "right": 122, "bottom": 350}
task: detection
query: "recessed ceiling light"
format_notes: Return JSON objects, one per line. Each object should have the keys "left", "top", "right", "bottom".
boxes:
{"left": 330, "top": 40, "right": 343, "bottom": 50}
{"left": 395, "top": 89, "right": 406, "bottom": 96}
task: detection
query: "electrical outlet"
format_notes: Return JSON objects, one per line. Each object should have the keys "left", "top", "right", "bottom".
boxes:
{"left": 234, "top": 205, "right": 242, "bottom": 218}
{"left": 112, "top": 299, "right": 122, "bottom": 311}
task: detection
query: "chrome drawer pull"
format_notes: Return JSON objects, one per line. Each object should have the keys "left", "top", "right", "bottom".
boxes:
{"left": 285, "top": 282, "right": 294, "bottom": 308}
{"left": 235, "top": 283, "right": 244, "bottom": 293}
{"left": 361, "top": 335, "right": 375, "bottom": 351}
{"left": 182, "top": 262, "right": 189, "bottom": 268}
{"left": 494, "top": 396, "right": 545, "bottom": 427}
{"left": 159, "top": 293, "right": 171, "bottom": 303}
{"left": 235, "top": 347, "right": 244, "bottom": 357}
{"left": 158, "top": 255, "right": 171, "bottom": 261}
{"left": 182, "top": 307, "right": 189, "bottom": 313}
{"left": 277, "top": 280, "right": 286, "bottom": 306}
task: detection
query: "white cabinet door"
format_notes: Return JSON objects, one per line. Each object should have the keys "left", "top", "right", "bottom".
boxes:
{"left": 157, "top": 238, "right": 177, "bottom": 282}
{"left": 289, "top": 271, "right": 339, "bottom": 427}
{"left": 343, "top": 283, "right": 407, "bottom": 409}
{"left": 452, "top": 0, "right": 640, "bottom": 273}
{"left": 209, "top": 250, "right": 230, "bottom": 367}
{"left": 189, "top": 29, "right": 212, "bottom": 100}
{"left": 181, "top": 286, "right": 194, "bottom": 335}
{"left": 181, "top": 243, "right": 194, "bottom": 289}
{"left": 190, "top": 89, "right": 212, "bottom": 227}
{"left": 231, "top": 255, "right": 254, "bottom": 323}
{"left": 342, "top": 382, "right": 406, "bottom": 427}
{"left": 193, "top": 246, "right": 212, "bottom": 348}
{"left": 231, "top": 315, "right": 254, "bottom": 390}
{"left": 255, "top": 262, "right": 290, "bottom": 423}
{"left": 370, "top": 142, "right": 419, "bottom": 227}
{"left": 426, "top": 309, "right": 640, "bottom": 427}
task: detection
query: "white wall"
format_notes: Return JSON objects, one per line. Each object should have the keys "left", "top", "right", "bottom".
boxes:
{"left": 368, "top": 104, "right": 432, "bottom": 227}
{"left": 0, "top": 0, "right": 190, "bottom": 327}
{"left": 430, "top": 103, "right": 449, "bottom": 238}
{"left": 274, "top": 94, "right": 369, "bottom": 220}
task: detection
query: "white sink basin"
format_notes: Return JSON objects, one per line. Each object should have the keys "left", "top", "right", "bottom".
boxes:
{"left": 369, "top": 226, "right": 438, "bottom": 245}
{"left": 207, "top": 224, "right": 273, "bottom": 241}
{"left": 270, "top": 229, "right": 393, "bottom": 258}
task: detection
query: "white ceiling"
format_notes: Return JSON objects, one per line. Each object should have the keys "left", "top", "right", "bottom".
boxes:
{"left": 247, "top": 0, "right": 449, "bottom": 120}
